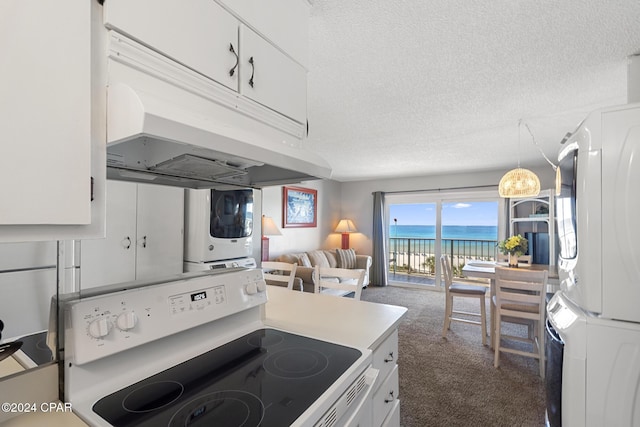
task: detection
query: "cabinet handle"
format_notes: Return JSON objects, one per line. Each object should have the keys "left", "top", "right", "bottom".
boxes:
{"left": 138, "top": 236, "right": 147, "bottom": 248}
{"left": 384, "top": 351, "right": 394, "bottom": 363}
{"left": 384, "top": 390, "right": 395, "bottom": 403}
{"left": 123, "top": 236, "right": 131, "bottom": 249}
{"left": 248, "top": 56, "right": 255, "bottom": 88}
{"left": 228, "top": 43, "right": 239, "bottom": 77}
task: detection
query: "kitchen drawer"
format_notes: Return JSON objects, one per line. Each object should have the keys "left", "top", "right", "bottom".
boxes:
{"left": 381, "top": 399, "right": 400, "bottom": 427}
{"left": 372, "top": 364, "right": 399, "bottom": 426}
{"left": 372, "top": 329, "right": 398, "bottom": 388}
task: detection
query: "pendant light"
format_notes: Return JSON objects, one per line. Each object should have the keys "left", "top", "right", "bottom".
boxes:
{"left": 499, "top": 120, "right": 541, "bottom": 198}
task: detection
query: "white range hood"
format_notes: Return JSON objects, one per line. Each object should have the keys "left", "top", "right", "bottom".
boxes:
{"left": 104, "top": 33, "right": 331, "bottom": 189}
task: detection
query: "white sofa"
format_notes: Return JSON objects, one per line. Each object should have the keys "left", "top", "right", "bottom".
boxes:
{"left": 273, "top": 248, "right": 372, "bottom": 293}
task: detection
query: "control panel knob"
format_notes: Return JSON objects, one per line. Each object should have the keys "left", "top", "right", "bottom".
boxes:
{"left": 245, "top": 282, "right": 258, "bottom": 295}
{"left": 256, "top": 280, "right": 267, "bottom": 292}
{"left": 116, "top": 311, "right": 138, "bottom": 331}
{"left": 87, "top": 318, "right": 112, "bottom": 339}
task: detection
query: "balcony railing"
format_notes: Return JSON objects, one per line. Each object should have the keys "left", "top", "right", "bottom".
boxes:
{"left": 389, "top": 237, "right": 498, "bottom": 278}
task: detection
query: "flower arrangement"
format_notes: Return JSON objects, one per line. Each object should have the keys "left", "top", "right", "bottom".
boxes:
{"left": 497, "top": 234, "right": 528, "bottom": 257}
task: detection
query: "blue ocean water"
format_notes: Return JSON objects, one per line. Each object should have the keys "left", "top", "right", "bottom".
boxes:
{"left": 389, "top": 225, "right": 498, "bottom": 258}
{"left": 389, "top": 225, "right": 497, "bottom": 240}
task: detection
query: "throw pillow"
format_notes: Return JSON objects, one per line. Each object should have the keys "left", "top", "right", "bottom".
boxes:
{"left": 336, "top": 248, "right": 356, "bottom": 269}
{"left": 296, "top": 252, "right": 312, "bottom": 267}
{"left": 307, "top": 250, "right": 330, "bottom": 268}
{"left": 323, "top": 250, "right": 338, "bottom": 268}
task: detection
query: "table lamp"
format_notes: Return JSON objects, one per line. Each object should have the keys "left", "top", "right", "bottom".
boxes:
{"left": 335, "top": 219, "right": 357, "bottom": 249}
{"left": 261, "top": 215, "right": 282, "bottom": 261}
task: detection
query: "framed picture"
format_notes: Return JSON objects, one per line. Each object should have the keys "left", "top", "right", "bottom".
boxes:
{"left": 283, "top": 186, "right": 317, "bottom": 228}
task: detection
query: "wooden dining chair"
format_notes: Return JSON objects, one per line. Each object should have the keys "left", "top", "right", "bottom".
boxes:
{"left": 312, "top": 266, "right": 366, "bottom": 300}
{"left": 493, "top": 267, "right": 548, "bottom": 377}
{"left": 441, "top": 255, "right": 488, "bottom": 345}
{"left": 261, "top": 261, "right": 300, "bottom": 291}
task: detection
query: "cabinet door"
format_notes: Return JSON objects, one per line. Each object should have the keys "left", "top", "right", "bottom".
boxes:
{"left": 0, "top": 1, "right": 99, "bottom": 233}
{"left": 239, "top": 27, "right": 307, "bottom": 123}
{"left": 216, "top": 0, "right": 309, "bottom": 67}
{"left": 135, "top": 184, "right": 184, "bottom": 281}
{"left": 104, "top": 0, "right": 239, "bottom": 91}
{"left": 81, "top": 181, "right": 137, "bottom": 288}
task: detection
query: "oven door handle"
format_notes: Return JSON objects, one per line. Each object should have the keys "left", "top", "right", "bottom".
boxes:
{"left": 342, "top": 367, "right": 379, "bottom": 427}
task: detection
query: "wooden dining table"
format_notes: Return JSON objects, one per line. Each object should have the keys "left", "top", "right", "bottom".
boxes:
{"left": 461, "top": 260, "right": 558, "bottom": 348}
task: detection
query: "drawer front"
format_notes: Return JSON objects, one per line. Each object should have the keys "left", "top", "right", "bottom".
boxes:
{"left": 372, "top": 365, "right": 399, "bottom": 426}
{"left": 381, "top": 399, "right": 400, "bottom": 427}
{"left": 372, "top": 329, "right": 399, "bottom": 387}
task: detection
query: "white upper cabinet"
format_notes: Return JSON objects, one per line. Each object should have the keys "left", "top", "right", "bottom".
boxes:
{"left": 216, "top": 0, "right": 310, "bottom": 68}
{"left": 104, "top": 0, "right": 308, "bottom": 125}
{"left": 239, "top": 27, "right": 307, "bottom": 124}
{"left": 0, "top": 0, "right": 105, "bottom": 242}
{"left": 104, "top": 0, "right": 240, "bottom": 92}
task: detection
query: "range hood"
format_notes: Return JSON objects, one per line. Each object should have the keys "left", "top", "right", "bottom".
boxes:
{"left": 105, "top": 82, "right": 332, "bottom": 189}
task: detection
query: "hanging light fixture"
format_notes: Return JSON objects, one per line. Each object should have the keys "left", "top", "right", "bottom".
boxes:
{"left": 498, "top": 120, "right": 541, "bottom": 198}
{"left": 527, "top": 122, "right": 562, "bottom": 195}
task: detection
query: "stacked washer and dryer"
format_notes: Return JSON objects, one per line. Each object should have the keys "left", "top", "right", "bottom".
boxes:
{"left": 183, "top": 189, "right": 262, "bottom": 272}
{"left": 546, "top": 103, "right": 640, "bottom": 426}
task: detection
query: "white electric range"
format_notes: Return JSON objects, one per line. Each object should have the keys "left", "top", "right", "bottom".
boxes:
{"left": 62, "top": 269, "right": 375, "bottom": 427}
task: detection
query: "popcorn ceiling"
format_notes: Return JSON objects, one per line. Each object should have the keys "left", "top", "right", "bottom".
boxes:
{"left": 306, "top": 0, "right": 640, "bottom": 181}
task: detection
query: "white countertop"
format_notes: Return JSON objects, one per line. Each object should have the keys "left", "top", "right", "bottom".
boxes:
{"left": 3, "top": 286, "right": 407, "bottom": 427}
{"left": 265, "top": 285, "right": 408, "bottom": 350}
{"left": 0, "top": 408, "right": 88, "bottom": 427}
{"left": 0, "top": 357, "right": 25, "bottom": 379}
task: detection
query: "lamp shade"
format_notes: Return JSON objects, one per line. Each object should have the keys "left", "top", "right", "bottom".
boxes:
{"left": 334, "top": 219, "right": 357, "bottom": 233}
{"left": 498, "top": 168, "right": 541, "bottom": 198}
{"left": 262, "top": 216, "right": 282, "bottom": 236}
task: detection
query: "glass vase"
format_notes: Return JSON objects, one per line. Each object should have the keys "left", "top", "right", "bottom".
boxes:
{"left": 508, "top": 253, "right": 518, "bottom": 268}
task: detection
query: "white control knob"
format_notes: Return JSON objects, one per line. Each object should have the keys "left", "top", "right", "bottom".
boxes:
{"left": 88, "top": 318, "right": 112, "bottom": 339}
{"left": 256, "top": 280, "right": 267, "bottom": 292}
{"left": 245, "top": 282, "right": 258, "bottom": 295}
{"left": 116, "top": 311, "right": 138, "bottom": 331}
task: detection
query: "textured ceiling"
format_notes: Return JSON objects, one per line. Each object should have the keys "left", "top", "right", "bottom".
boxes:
{"left": 305, "top": 1, "right": 640, "bottom": 181}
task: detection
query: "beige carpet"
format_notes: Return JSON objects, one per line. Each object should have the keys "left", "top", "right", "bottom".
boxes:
{"left": 360, "top": 285, "right": 546, "bottom": 427}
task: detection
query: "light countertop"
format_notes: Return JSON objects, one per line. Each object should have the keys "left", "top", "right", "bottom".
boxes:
{"left": 265, "top": 285, "right": 408, "bottom": 350}
{"left": 0, "top": 408, "right": 88, "bottom": 427}
{"left": 0, "top": 357, "right": 25, "bottom": 379}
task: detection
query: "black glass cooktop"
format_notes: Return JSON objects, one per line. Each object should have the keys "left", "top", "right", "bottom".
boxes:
{"left": 92, "top": 329, "right": 362, "bottom": 427}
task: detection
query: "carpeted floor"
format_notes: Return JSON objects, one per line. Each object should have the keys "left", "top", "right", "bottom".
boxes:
{"left": 360, "top": 285, "right": 546, "bottom": 427}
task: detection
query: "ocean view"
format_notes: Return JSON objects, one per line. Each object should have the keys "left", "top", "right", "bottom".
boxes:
{"left": 388, "top": 225, "right": 499, "bottom": 262}
{"left": 389, "top": 225, "right": 497, "bottom": 241}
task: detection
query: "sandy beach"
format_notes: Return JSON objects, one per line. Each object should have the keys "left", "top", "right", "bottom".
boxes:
{"left": 390, "top": 252, "right": 494, "bottom": 274}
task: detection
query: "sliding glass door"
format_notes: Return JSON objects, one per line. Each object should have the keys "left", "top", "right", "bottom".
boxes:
{"left": 389, "top": 203, "right": 437, "bottom": 281}
{"left": 386, "top": 190, "right": 503, "bottom": 287}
